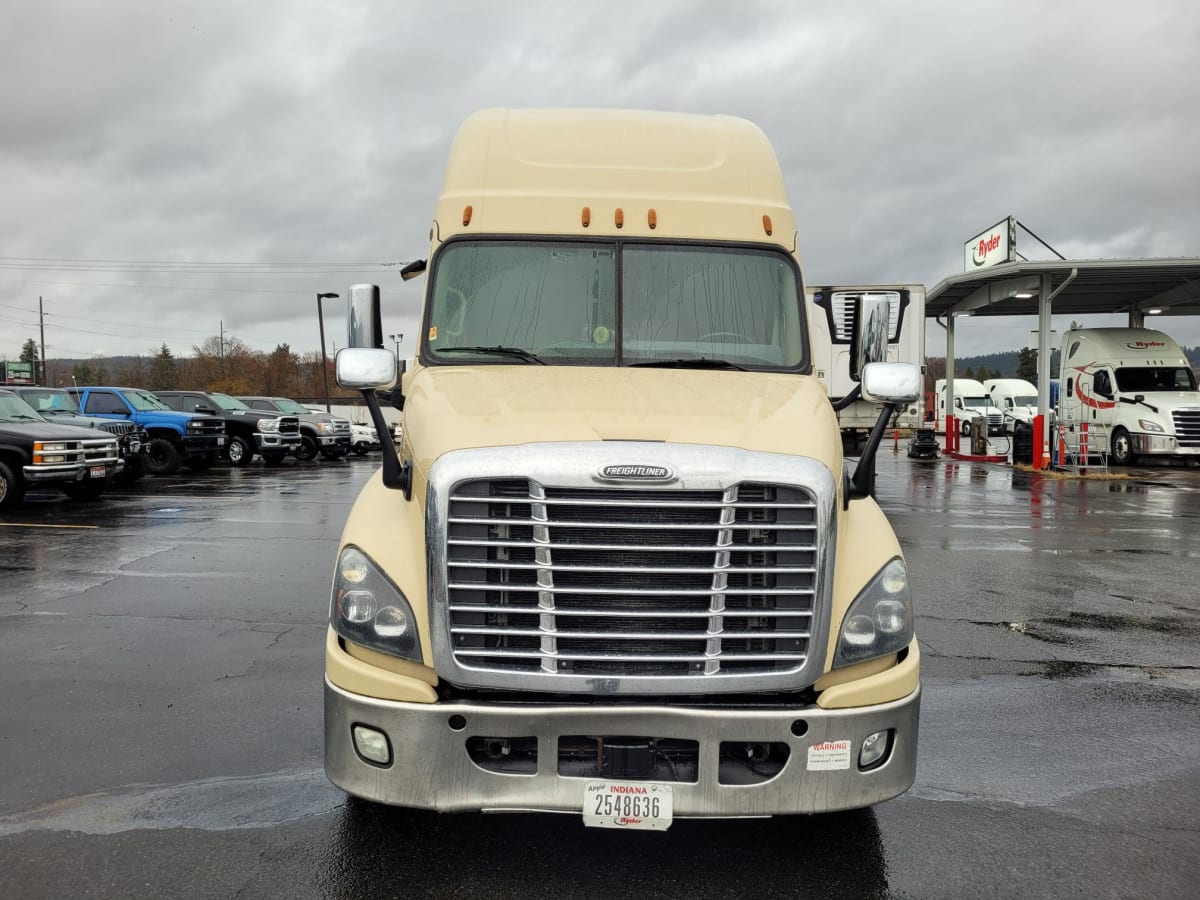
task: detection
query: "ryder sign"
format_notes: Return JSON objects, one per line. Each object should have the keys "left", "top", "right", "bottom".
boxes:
{"left": 964, "top": 217, "right": 1015, "bottom": 270}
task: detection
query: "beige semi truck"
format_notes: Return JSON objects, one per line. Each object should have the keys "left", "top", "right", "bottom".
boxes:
{"left": 324, "top": 108, "right": 922, "bottom": 829}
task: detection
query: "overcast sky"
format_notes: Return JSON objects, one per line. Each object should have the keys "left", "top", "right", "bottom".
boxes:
{"left": 2, "top": 0, "right": 1197, "bottom": 370}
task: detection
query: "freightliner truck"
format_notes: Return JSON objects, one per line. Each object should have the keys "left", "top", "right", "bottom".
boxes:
{"left": 323, "top": 109, "right": 922, "bottom": 829}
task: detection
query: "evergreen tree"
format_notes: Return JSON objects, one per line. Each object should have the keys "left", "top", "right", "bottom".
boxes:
{"left": 149, "top": 343, "right": 178, "bottom": 390}
{"left": 1016, "top": 347, "right": 1038, "bottom": 381}
{"left": 19, "top": 338, "right": 40, "bottom": 364}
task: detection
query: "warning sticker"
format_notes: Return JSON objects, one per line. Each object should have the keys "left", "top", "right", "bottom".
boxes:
{"left": 806, "top": 740, "right": 852, "bottom": 771}
{"left": 428, "top": 326, "right": 438, "bottom": 341}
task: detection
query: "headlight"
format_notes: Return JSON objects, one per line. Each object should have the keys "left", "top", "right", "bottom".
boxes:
{"left": 317, "top": 421, "right": 334, "bottom": 432}
{"left": 834, "top": 558, "right": 913, "bottom": 668}
{"left": 1138, "top": 419, "right": 1165, "bottom": 433}
{"left": 34, "top": 441, "right": 68, "bottom": 452}
{"left": 331, "top": 546, "right": 421, "bottom": 662}
{"left": 259, "top": 418, "right": 280, "bottom": 433}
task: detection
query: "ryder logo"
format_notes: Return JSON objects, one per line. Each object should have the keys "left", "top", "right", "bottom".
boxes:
{"left": 972, "top": 233, "right": 1002, "bottom": 267}
{"left": 1125, "top": 341, "right": 1166, "bottom": 350}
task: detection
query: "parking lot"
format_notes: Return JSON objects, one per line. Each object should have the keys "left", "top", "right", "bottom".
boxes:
{"left": 2, "top": 451, "right": 1198, "bottom": 898}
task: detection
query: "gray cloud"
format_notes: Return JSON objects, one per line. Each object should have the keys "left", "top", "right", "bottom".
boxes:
{"left": 1, "top": 0, "right": 1197, "bottom": 367}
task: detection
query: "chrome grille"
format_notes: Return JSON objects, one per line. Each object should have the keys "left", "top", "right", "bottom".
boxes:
{"left": 331, "top": 417, "right": 352, "bottom": 437}
{"left": 187, "top": 418, "right": 225, "bottom": 435}
{"left": 97, "top": 420, "right": 134, "bottom": 436}
{"left": 988, "top": 413, "right": 1003, "bottom": 430}
{"left": 1172, "top": 409, "right": 1200, "bottom": 447}
{"left": 278, "top": 415, "right": 300, "bottom": 435}
{"left": 445, "top": 480, "right": 818, "bottom": 680}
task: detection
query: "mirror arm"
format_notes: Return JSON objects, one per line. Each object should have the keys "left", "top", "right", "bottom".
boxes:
{"left": 831, "top": 384, "right": 862, "bottom": 412}
{"left": 362, "top": 389, "right": 412, "bottom": 499}
{"left": 849, "top": 402, "right": 899, "bottom": 501}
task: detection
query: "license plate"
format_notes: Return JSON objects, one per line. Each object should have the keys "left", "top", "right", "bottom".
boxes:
{"left": 583, "top": 781, "right": 673, "bottom": 831}
{"left": 217, "top": 437, "right": 225, "bottom": 446}
{"left": 89, "top": 465, "right": 106, "bottom": 478}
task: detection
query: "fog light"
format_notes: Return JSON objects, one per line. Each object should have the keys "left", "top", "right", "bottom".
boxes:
{"left": 859, "top": 730, "right": 890, "bottom": 769}
{"left": 352, "top": 725, "right": 392, "bottom": 766}
{"left": 340, "top": 590, "right": 375, "bottom": 624}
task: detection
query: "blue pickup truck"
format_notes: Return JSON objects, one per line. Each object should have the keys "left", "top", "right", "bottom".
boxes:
{"left": 69, "top": 386, "right": 226, "bottom": 476}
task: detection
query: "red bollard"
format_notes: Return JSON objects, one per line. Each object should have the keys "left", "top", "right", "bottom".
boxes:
{"left": 893, "top": 428, "right": 899, "bottom": 451}
{"left": 1032, "top": 414, "right": 1045, "bottom": 469}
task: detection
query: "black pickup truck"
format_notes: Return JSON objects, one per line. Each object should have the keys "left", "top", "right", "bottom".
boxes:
{"left": 0, "top": 389, "right": 122, "bottom": 508}
{"left": 5, "top": 385, "right": 148, "bottom": 481}
{"left": 155, "top": 391, "right": 301, "bottom": 466}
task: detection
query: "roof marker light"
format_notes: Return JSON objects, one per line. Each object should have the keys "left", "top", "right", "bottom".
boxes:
{"left": 762, "top": 215, "right": 773, "bottom": 236}
{"left": 581, "top": 207, "right": 591, "bottom": 228}
{"left": 1013, "top": 291, "right": 1034, "bottom": 298}
{"left": 648, "top": 209, "right": 657, "bottom": 230}
{"left": 462, "top": 205, "right": 473, "bottom": 226}
{"left": 614, "top": 208, "right": 624, "bottom": 229}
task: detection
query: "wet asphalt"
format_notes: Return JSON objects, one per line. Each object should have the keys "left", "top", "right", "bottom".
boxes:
{"left": 1, "top": 448, "right": 1198, "bottom": 899}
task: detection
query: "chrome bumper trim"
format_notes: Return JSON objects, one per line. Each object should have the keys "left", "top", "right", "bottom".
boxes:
{"left": 324, "top": 678, "right": 918, "bottom": 816}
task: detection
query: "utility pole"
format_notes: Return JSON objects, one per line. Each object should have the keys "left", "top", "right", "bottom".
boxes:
{"left": 39, "top": 296, "right": 47, "bottom": 386}
{"left": 219, "top": 319, "right": 225, "bottom": 379}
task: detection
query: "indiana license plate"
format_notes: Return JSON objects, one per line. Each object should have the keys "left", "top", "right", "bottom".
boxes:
{"left": 583, "top": 781, "right": 673, "bottom": 831}
{"left": 89, "top": 465, "right": 106, "bottom": 478}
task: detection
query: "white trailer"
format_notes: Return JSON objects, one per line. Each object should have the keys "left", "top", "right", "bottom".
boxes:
{"left": 1058, "top": 327, "right": 1200, "bottom": 465}
{"left": 808, "top": 284, "right": 925, "bottom": 451}
{"left": 934, "top": 378, "right": 1004, "bottom": 436}
{"left": 984, "top": 378, "right": 1039, "bottom": 433}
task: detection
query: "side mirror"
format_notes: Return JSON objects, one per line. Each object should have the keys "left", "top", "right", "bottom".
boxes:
{"left": 347, "top": 283, "right": 383, "bottom": 349}
{"left": 850, "top": 292, "right": 891, "bottom": 382}
{"left": 336, "top": 348, "right": 397, "bottom": 390}
{"left": 861, "top": 362, "right": 921, "bottom": 405}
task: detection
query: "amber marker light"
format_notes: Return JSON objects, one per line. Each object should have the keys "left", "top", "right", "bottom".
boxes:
{"left": 581, "top": 206, "right": 591, "bottom": 228}
{"left": 648, "top": 209, "right": 657, "bottom": 230}
{"left": 762, "top": 215, "right": 773, "bottom": 236}
{"left": 462, "top": 205, "right": 473, "bottom": 226}
{"left": 614, "top": 208, "right": 624, "bottom": 228}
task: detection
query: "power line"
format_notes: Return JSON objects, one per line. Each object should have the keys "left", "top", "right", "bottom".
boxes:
{"left": 0, "top": 277, "right": 320, "bottom": 296}
{"left": 0, "top": 256, "right": 401, "bottom": 266}
{"left": 45, "top": 311, "right": 216, "bottom": 335}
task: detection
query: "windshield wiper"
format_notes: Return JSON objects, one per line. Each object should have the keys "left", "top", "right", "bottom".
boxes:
{"left": 629, "top": 358, "right": 747, "bottom": 371}
{"left": 439, "top": 346, "right": 547, "bottom": 365}
{"left": 6, "top": 413, "right": 41, "bottom": 421}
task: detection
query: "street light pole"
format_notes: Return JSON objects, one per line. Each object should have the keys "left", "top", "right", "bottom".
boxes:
{"left": 317, "top": 292, "right": 340, "bottom": 413}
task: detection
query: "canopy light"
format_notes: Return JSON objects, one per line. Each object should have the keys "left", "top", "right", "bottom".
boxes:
{"left": 1147, "top": 308, "right": 1163, "bottom": 315}
{"left": 1013, "top": 291, "right": 1034, "bottom": 298}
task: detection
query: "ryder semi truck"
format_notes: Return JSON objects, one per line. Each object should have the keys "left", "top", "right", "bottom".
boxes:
{"left": 323, "top": 109, "right": 922, "bottom": 829}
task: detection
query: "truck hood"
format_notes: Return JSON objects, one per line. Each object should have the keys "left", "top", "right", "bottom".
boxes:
{"left": 403, "top": 365, "right": 842, "bottom": 477}
{"left": 0, "top": 420, "right": 117, "bottom": 441}
{"left": 1119, "top": 390, "right": 1200, "bottom": 413}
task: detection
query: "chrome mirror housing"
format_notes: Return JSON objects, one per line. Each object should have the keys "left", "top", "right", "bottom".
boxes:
{"left": 336, "top": 348, "right": 397, "bottom": 390}
{"left": 861, "top": 362, "right": 921, "bottom": 404}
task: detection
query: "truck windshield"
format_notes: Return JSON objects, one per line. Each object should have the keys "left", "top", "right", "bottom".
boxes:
{"left": 424, "top": 240, "right": 806, "bottom": 371}
{"left": 209, "top": 393, "right": 250, "bottom": 411}
{"left": 13, "top": 389, "right": 81, "bottom": 413}
{"left": 271, "top": 398, "right": 310, "bottom": 414}
{"left": 963, "top": 396, "right": 989, "bottom": 406}
{"left": 127, "top": 390, "right": 171, "bottom": 411}
{"left": 0, "top": 393, "right": 46, "bottom": 422}
{"left": 1115, "top": 367, "right": 1197, "bottom": 392}
{"left": 1015, "top": 395, "right": 1037, "bottom": 406}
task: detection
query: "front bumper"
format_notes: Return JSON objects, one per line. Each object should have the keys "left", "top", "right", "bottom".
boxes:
{"left": 24, "top": 460, "right": 122, "bottom": 483}
{"left": 182, "top": 434, "right": 225, "bottom": 454}
{"left": 1131, "top": 433, "right": 1200, "bottom": 456}
{"left": 324, "top": 679, "right": 919, "bottom": 816}
{"left": 254, "top": 433, "right": 301, "bottom": 451}
{"left": 317, "top": 434, "right": 352, "bottom": 448}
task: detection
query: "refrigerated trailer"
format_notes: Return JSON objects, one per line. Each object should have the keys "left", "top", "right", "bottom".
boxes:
{"left": 808, "top": 285, "right": 925, "bottom": 453}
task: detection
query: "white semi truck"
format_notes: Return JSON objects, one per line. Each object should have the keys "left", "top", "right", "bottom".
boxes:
{"left": 1058, "top": 327, "right": 1200, "bottom": 465}
{"left": 934, "top": 378, "right": 1004, "bottom": 436}
{"left": 808, "top": 285, "right": 925, "bottom": 453}
{"left": 984, "top": 378, "right": 1039, "bottom": 434}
